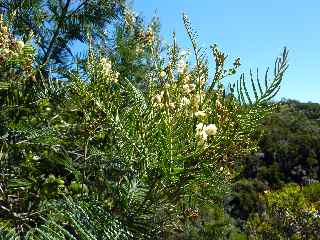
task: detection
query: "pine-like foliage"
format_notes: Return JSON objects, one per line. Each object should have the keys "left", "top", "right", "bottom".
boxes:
{"left": 0, "top": 0, "right": 125, "bottom": 73}
{"left": 109, "top": 8, "right": 163, "bottom": 87}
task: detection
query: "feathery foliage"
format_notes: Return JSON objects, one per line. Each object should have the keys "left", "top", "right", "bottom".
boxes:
{"left": 26, "top": 197, "right": 132, "bottom": 240}
{"left": 237, "top": 48, "right": 288, "bottom": 105}
{"left": 0, "top": 7, "right": 290, "bottom": 239}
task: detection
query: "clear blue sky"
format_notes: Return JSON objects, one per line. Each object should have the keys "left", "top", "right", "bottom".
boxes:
{"left": 132, "top": 0, "right": 320, "bottom": 103}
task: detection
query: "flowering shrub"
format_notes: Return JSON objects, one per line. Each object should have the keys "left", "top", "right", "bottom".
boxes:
{"left": 53, "top": 14, "right": 287, "bottom": 237}
{"left": 0, "top": 12, "right": 288, "bottom": 239}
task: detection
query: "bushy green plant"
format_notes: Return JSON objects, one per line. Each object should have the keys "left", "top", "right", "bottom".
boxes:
{"left": 227, "top": 179, "right": 266, "bottom": 222}
{"left": 166, "top": 204, "right": 246, "bottom": 240}
{"left": 0, "top": 9, "right": 289, "bottom": 239}
{"left": 246, "top": 183, "right": 320, "bottom": 239}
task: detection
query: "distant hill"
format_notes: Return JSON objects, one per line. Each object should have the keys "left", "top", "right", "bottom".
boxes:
{"left": 241, "top": 100, "right": 320, "bottom": 187}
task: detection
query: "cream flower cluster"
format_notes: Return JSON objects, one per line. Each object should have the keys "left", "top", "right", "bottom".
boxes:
{"left": 151, "top": 48, "right": 215, "bottom": 131}
{"left": 180, "top": 96, "right": 190, "bottom": 107}
{"left": 152, "top": 90, "right": 176, "bottom": 110}
{"left": 179, "top": 81, "right": 206, "bottom": 111}
{"left": 194, "top": 110, "right": 207, "bottom": 118}
{"left": 182, "top": 83, "right": 195, "bottom": 94}
{"left": 99, "top": 58, "right": 120, "bottom": 83}
{"left": 154, "top": 52, "right": 208, "bottom": 113}
{"left": 177, "top": 59, "right": 187, "bottom": 74}
{"left": 0, "top": 19, "right": 25, "bottom": 61}
{"left": 196, "top": 123, "right": 218, "bottom": 143}
{"left": 153, "top": 91, "right": 164, "bottom": 106}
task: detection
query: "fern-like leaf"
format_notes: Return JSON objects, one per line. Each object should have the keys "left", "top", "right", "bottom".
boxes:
{"left": 237, "top": 47, "right": 288, "bottom": 105}
{"left": 26, "top": 197, "right": 133, "bottom": 240}
{"left": 0, "top": 222, "right": 19, "bottom": 240}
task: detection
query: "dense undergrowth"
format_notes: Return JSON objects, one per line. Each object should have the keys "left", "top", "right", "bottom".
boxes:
{"left": 0, "top": 1, "right": 319, "bottom": 239}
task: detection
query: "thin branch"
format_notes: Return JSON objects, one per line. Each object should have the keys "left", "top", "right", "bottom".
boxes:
{"left": 41, "top": 0, "right": 72, "bottom": 67}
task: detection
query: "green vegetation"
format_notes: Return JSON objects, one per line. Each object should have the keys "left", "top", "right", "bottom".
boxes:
{"left": 227, "top": 101, "right": 320, "bottom": 239}
{"left": 246, "top": 183, "right": 320, "bottom": 239}
{"left": 0, "top": 1, "right": 319, "bottom": 239}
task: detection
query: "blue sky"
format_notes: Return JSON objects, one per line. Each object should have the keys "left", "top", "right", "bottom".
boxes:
{"left": 132, "top": 0, "right": 320, "bottom": 103}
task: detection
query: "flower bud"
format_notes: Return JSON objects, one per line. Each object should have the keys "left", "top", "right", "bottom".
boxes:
{"left": 16, "top": 40, "right": 25, "bottom": 50}
{"left": 160, "top": 71, "right": 166, "bottom": 78}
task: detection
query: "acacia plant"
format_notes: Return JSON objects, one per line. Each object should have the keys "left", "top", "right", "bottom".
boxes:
{"left": 0, "top": 11, "right": 288, "bottom": 239}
